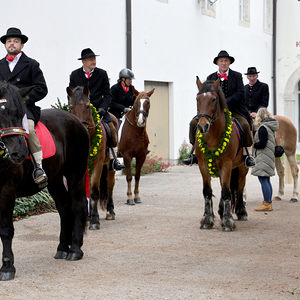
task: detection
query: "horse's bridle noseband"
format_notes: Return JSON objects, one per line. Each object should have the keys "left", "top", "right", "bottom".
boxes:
{"left": 126, "top": 98, "right": 149, "bottom": 126}
{"left": 196, "top": 90, "right": 224, "bottom": 126}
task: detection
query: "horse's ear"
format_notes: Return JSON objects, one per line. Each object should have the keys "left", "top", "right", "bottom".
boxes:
{"left": 133, "top": 87, "right": 139, "bottom": 97}
{"left": 66, "top": 86, "right": 73, "bottom": 97}
{"left": 213, "top": 79, "right": 220, "bottom": 90}
{"left": 83, "top": 86, "right": 89, "bottom": 97}
{"left": 196, "top": 76, "right": 202, "bottom": 92}
{"left": 19, "top": 86, "right": 35, "bottom": 98}
{"left": 147, "top": 88, "right": 155, "bottom": 97}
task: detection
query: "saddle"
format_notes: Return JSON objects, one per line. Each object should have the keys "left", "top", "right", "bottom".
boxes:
{"left": 101, "top": 122, "right": 112, "bottom": 148}
{"left": 26, "top": 121, "right": 56, "bottom": 159}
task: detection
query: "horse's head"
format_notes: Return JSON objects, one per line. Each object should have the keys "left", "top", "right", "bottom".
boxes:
{"left": 195, "top": 76, "right": 227, "bottom": 134}
{"left": 132, "top": 87, "right": 155, "bottom": 127}
{"left": 0, "top": 82, "right": 32, "bottom": 164}
{"left": 67, "top": 86, "right": 91, "bottom": 128}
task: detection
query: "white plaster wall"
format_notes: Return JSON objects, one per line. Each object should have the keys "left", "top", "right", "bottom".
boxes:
{"left": 0, "top": 0, "right": 272, "bottom": 161}
{"left": 277, "top": 0, "right": 300, "bottom": 123}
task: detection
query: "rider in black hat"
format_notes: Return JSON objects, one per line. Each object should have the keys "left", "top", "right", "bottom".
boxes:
{"left": 68, "top": 48, "right": 124, "bottom": 171}
{"left": 244, "top": 67, "right": 269, "bottom": 119}
{"left": 183, "top": 50, "right": 256, "bottom": 168}
{"left": 0, "top": 27, "right": 48, "bottom": 186}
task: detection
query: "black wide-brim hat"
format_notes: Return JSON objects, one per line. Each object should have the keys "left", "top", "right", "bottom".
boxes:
{"left": 78, "top": 48, "right": 99, "bottom": 60}
{"left": 0, "top": 27, "right": 28, "bottom": 44}
{"left": 213, "top": 50, "right": 235, "bottom": 65}
{"left": 245, "top": 67, "right": 260, "bottom": 75}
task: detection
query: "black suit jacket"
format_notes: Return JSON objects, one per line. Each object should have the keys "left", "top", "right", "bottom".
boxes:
{"left": 69, "top": 67, "right": 112, "bottom": 122}
{"left": 244, "top": 80, "right": 269, "bottom": 113}
{"left": 207, "top": 68, "right": 251, "bottom": 125}
{"left": 0, "top": 52, "right": 48, "bottom": 123}
{"left": 110, "top": 82, "right": 135, "bottom": 119}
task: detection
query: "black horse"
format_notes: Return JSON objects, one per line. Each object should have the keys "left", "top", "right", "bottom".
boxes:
{"left": 0, "top": 82, "right": 90, "bottom": 281}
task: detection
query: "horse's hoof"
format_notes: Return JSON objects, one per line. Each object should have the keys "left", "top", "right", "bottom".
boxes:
{"left": 238, "top": 215, "right": 247, "bottom": 221}
{"left": 200, "top": 224, "right": 212, "bottom": 230}
{"left": 272, "top": 196, "right": 281, "bottom": 201}
{"left": 0, "top": 271, "right": 15, "bottom": 281}
{"left": 66, "top": 252, "right": 83, "bottom": 261}
{"left": 54, "top": 251, "right": 69, "bottom": 259}
{"left": 134, "top": 198, "right": 142, "bottom": 204}
{"left": 223, "top": 227, "right": 234, "bottom": 232}
{"left": 89, "top": 223, "right": 100, "bottom": 230}
{"left": 106, "top": 212, "right": 115, "bottom": 220}
{"left": 127, "top": 199, "right": 135, "bottom": 205}
{"left": 290, "top": 198, "right": 298, "bottom": 203}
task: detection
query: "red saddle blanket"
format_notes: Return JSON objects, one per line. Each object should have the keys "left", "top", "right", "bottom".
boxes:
{"left": 26, "top": 121, "right": 56, "bottom": 159}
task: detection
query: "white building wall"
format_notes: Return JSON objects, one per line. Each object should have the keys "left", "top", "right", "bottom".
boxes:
{"left": 0, "top": 0, "right": 273, "bottom": 162}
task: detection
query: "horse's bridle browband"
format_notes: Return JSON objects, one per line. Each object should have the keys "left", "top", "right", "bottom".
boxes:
{"left": 0, "top": 127, "right": 27, "bottom": 137}
{"left": 197, "top": 90, "right": 224, "bottom": 125}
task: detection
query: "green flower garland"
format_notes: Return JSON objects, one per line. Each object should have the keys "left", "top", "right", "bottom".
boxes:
{"left": 88, "top": 104, "right": 102, "bottom": 176}
{"left": 196, "top": 109, "right": 233, "bottom": 178}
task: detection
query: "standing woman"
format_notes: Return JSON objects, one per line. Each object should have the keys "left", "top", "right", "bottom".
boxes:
{"left": 110, "top": 68, "right": 136, "bottom": 119}
{"left": 251, "top": 108, "right": 279, "bottom": 211}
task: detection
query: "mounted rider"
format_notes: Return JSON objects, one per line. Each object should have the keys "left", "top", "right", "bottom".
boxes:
{"left": 0, "top": 27, "right": 48, "bottom": 186}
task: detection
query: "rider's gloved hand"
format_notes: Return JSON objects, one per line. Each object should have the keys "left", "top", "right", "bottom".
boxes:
{"left": 97, "top": 108, "right": 106, "bottom": 116}
{"left": 123, "top": 107, "right": 130, "bottom": 114}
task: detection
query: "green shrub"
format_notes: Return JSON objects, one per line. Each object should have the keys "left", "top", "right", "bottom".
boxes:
{"left": 178, "top": 140, "right": 192, "bottom": 164}
{"left": 14, "top": 189, "right": 55, "bottom": 219}
{"left": 51, "top": 98, "right": 69, "bottom": 111}
{"left": 122, "top": 154, "right": 170, "bottom": 176}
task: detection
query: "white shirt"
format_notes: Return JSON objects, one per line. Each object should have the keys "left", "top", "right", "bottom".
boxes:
{"left": 6, "top": 52, "right": 22, "bottom": 72}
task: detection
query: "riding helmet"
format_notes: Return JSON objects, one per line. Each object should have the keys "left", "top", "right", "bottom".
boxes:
{"left": 119, "top": 68, "right": 135, "bottom": 79}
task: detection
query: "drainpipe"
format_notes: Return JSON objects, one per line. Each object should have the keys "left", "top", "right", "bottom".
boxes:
{"left": 126, "top": 0, "right": 132, "bottom": 70}
{"left": 272, "top": 0, "right": 277, "bottom": 115}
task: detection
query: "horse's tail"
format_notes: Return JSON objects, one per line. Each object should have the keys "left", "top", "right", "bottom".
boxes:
{"left": 230, "top": 167, "right": 239, "bottom": 212}
{"left": 99, "top": 164, "right": 108, "bottom": 210}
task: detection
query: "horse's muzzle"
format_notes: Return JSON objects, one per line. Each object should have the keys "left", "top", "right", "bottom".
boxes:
{"left": 197, "top": 123, "right": 210, "bottom": 134}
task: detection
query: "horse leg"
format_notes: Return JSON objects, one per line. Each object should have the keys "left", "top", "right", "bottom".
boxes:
{"left": 200, "top": 183, "right": 215, "bottom": 229}
{"left": 0, "top": 192, "right": 16, "bottom": 281}
{"left": 133, "top": 156, "right": 146, "bottom": 204}
{"left": 123, "top": 155, "right": 134, "bottom": 205}
{"left": 286, "top": 154, "right": 299, "bottom": 202}
{"left": 106, "top": 169, "right": 116, "bottom": 220}
{"left": 219, "top": 184, "right": 236, "bottom": 232}
{"left": 89, "top": 161, "right": 104, "bottom": 230}
{"left": 49, "top": 175, "right": 86, "bottom": 261}
{"left": 233, "top": 166, "right": 248, "bottom": 221}
{"left": 273, "top": 157, "right": 285, "bottom": 201}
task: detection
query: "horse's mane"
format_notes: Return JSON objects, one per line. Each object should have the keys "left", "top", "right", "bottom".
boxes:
{"left": 200, "top": 80, "right": 227, "bottom": 111}
{"left": 71, "top": 86, "right": 89, "bottom": 104}
{"left": 0, "top": 82, "right": 26, "bottom": 118}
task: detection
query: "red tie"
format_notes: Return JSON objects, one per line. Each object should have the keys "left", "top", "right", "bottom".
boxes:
{"left": 84, "top": 71, "right": 92, "bottom": 79}
{"left": 6, "top": 52, "right": 21, "bottom": 62}
{"left": 219, "top": 73, "right": 228, "bottom": 80}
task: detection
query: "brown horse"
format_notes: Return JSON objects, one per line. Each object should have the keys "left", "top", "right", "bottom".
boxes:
{"left": 273, "top": 115, "right": 299, "bottom": 202}
{"left": 119, "top": 87, "right": 155, "bottom": 205}
{"left": 67, "top": 86, "right": 118, "bottom": 230}
{"left": 195, "top": 78, "right": 248, "bottom": 231}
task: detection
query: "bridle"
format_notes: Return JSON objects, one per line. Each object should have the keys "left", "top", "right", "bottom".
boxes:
{"left": 125, "top": 97, "right": 149, "bottom": 126}
{"left": 196, "top": 89, "right": 224, "bottom": 127}
{"left": 0, "top": 126, "right": 27, "bottom": 160}
{"left": 73, "top": 101, "right": 100, "bottom": 131}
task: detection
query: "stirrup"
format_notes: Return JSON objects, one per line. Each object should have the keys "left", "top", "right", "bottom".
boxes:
{"left": 244, "top": 155, "right": 256, "bottom": 168}
{"left": 32, "top": 167, "right": 48, "bottom": 186}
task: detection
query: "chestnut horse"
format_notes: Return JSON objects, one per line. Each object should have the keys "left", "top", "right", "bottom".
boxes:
{"left": 0, "top": 82, "right": 90, "bottom": 280}
{"left": 119, "top": 88, "right": 155, "bottom": 205}
{"left": 273, "top": 115, "right": 299, "bottom": 202}
{"left": 67, "top": 86, "right": 117, "bottom": 230}
{"left": 195, "top": 78, "right": 248, "bottom": 231}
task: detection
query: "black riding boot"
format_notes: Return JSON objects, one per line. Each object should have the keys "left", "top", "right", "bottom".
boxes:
{"left": 182, "top": 144, "right": 198, "bottom": 165}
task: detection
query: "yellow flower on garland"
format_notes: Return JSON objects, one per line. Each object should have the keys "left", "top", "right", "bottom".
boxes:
{"left": 196, "top": 109, "right": 233, "bottom": 178}
{"left": 88, "top": 104, "right": 103, "bottom": 176}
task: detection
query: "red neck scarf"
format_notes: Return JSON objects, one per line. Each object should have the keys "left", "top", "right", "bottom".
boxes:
{"left": 6, "top": 51, "right": 21, "bottom": 62}
{"left": 219, "top": 73, "right": 228, "bottom": 80}
{"left": 121, "top": 81, "right": 129, "bottom": 93}
{"left": 84, "top": 71, "right": 93, "bottom": 79}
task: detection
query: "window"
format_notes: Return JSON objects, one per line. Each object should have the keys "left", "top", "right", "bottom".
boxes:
{"left": 298, "top": 81, "right": 300, "bottom": 142}
{"left": 201, "top": 0, "right": 216, "bottom": 18}
{"left": 263, "top": 0, "right": 272, "bottom": 34}
{"left": 239, "top": 0, "right": 250, "bottom": 27}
